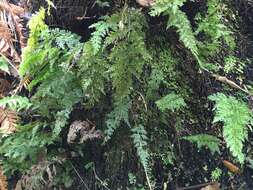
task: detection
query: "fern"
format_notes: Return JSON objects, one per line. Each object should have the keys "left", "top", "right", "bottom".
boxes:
{"left": 0, "top": 123, "right": 50, "bottom": 173}
{"left": 0, "top": 96, "right": 32, "bottom": 111}
{"left": 20, "top": 8, "right": 48, "bottom": 76}
{"left": 209, "top": 93, "right": 251, "bottom": 163}
{"left": 131, "top": 125, "right": 150, "bottom": 170}
{"left": 131, "top": 125, "right": 153, "bottom": 189}
{"left": 78, "top": 42, "right": 109, "bottom": 106}
{"left": 182, "top": 134, "right": 220, "bottom": 155}
{"left": 196, "top": 0, "right": 235, "bottom": 55}
{"left": 31, "top": 71, "right": 82, "bottom": 115}
{"left": 89, "top": 20, "right": 112, "bottom": 54}
{"left": 156, "top": 92, "right": 186, "bottom": 112}
{"left": 101, "top": 9, "right": 151, "bottom": 100}
{"left": 150, "top": 0, "right": 202, "bottom": 67}
{"left": 104, "top": 97, "right": 131, "bottom": 142}
{"left": 52, "top": 109, "right": 71, "bottom": 140}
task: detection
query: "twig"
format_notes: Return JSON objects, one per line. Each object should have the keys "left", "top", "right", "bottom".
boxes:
{"left": 212, "top": 74, "right": 252, "bottom": 95}
{"left": 93, "top": 167, "right": 110, "bottom": 190}
{"left": 70, "top": 162, "right": 90, "bottom": 190}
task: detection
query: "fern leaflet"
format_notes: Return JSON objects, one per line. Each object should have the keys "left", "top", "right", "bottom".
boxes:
{"left": 209, "top": 93, "right": 251, "bottom": 163}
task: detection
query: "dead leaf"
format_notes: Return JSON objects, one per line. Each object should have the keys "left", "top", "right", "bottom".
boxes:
{"left": 222, "top": 160, "right": 240, "bottom": 174}
{"left": 0, "top": 79, "right": 10, "bottom": 97}
{"left": 136, "top": 0, "right": 155, "bottom": 7}
{"left": 0, "top": 108, "right": 19, "bottom": 136}
{"left": 201, "top": 182, "right": 220, "bottom": 190}
{"left": 0, "top": 166, "right": 7, "bottom": 190}
{"left": 0, "top": 1, "right": 28, "bottom": 66}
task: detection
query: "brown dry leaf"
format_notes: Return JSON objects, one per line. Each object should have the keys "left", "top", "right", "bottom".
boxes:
{"left": 0, "top": 79, "right": 10, "bottom": 97}
{"left": 0, "top": 2, "right": 25, "bottom": 16}
{"left": 0, "top": 108, "right": 18, "bottom": 136}
{"left": 0, "top": 1, "right": 27, "bottom": 65}
{"left": 0, "top": 166, "right": 7, "bottom": 190}
{"left": 201, "top": 182, "right": 220, "bottom": 190}
{"left": 222, "top": 160, "right": 241, "bottom": 174}
{"left": 136, "top": 0, "right": 155, "bottom": 7}
{"left": 20, "top": 159, "right": 64, "bottom": 189}
{"left": 67, "top": 120, "right": 103, "bottom": 144}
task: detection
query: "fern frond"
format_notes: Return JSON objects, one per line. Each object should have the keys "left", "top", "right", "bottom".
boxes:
{"left": 0, "top": 95, "right": 31, "bottom": 111}
{"left": 104, "top": 97, "right": 131, "bottom": 142}
{"left": 52, "top": 109, "right": 71, "bottom": 140}
{"left": 209, "top": 93, "right": 251, "bottom": 163}
{"left": 20, "top": 8, "right": 48, "bottom": 76}
{"left": 196, "top": 0, "right": 235, "bottom": 56}
{"left": 78, "top": 42, "right": 109, "bottom": 106}
{"left": 131, "top": 125, "right": 153, "bottom": 190}
{"left": 182, "top": 134, "right": 220, "bottom": 154}
{"left": 150, "top": 0, "right": 202, "bottom": 67}
{"left": 156, "top": 92, "right": 186, "bottom": 112}
{"left": 89, "top": 20, "right": 111, "bottom": 54}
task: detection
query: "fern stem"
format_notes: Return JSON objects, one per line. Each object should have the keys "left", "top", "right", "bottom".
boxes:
{"left": 144, "top": 168, "right": 153, "bottom": 190}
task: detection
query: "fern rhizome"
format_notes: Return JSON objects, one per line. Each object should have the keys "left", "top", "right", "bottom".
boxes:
{"left": 0, "top": 0, "right": 253, "bottom": 189}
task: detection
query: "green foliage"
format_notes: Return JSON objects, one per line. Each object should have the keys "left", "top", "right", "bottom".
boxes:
{"left": 182, "top": 134, "right": 220, "bottom": 154}
{"left": 89, "top": 20, "right": 112, "bottom": 54}
{"left": 131, "top": 125, "right": 150, "bottom": 170}
{"left": 156, "top": 92, "right": 186, "bottom": 112}
{"left": 104, "top": 97, "right": 131, "bottom": 142}
{"left": 150, "top": 0, "right": 201, "bottom": 67}
{"left": 196, "top": 0, "right": 235, "bottom": 54}
{"left": 131, "top": 125, "right": 153, "bottom": 188}
{"left": 150, "top": 0, "right": 234, "bottom": 70}
{"left": 0, "top": 123, "right": 50, "bottom": 173}
{"left": 20, "top": 28, "right": 82, "bottom": 90}
{"left": 31, "top": 71, "right": 82, "bottom": 114}
{"left": 78, "top": 42, "right": 108, "bottom": 106}
{"left": 0, "top": 0, "right": 249, "bottom": 188}
{"left": 20, "top": 8, "right": 48, "bottom": 76}
{"left": 224, "top": 55, "right": 245, "bottom": 74}
{"left": 209, "top": 93, "right": 252, "bottom": 163}
{"left": 0, "top": 96, "right": 32, "bottom": 111}
{"left": 106, "top": 10, "right": 151, "bottom": 100}
{"left": 211, "top": 167, "right": 222, "bottom": 181}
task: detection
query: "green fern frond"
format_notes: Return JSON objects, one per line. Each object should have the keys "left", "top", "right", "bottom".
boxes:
{"left": 131, "top": 125, "right": 154, "bottom": 189}
{"left": 78, "top": 42, "right": 109, "bottom": 106}
{"left": 52, "top": 109, "right": 71, "bottom": 140}
{"left": 209, "top": 93, "right": 251, "bottom": 163}
{"left": 131, "top": 125, "right": 150, "bottom": 170}
{"left": 182, "top": 134, "right": 220, "bottom": 154}
{"left": 196, "top": 0, "right": 235, "bottom": 55}
{"left": 156, "top": 93, "right": 186, "bottom": 112}
{"left": 89, "top": 20, "right": 112, "bottom": 54}
{"left": 104, "top": 97, "right": 131, "bottom": 142}
{"left": 0, "top": 96, "right": 32, "bottom": 111}
{"left": 150, "top": 0, "right": 202, "bottom": 67}
{"left": 20, "top": 8, "right": 48, "bottom": 76}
